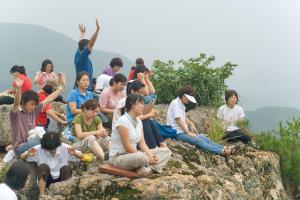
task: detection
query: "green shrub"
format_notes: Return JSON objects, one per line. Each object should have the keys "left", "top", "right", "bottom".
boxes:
{"left": 256, "top": 119, "right": 300, "bottom": 196}
{"left": 151, "top": 54, "right": 237, "bottom": 106}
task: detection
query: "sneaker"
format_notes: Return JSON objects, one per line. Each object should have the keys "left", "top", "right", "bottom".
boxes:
{"left": 136, "top": 166, "right": 152, "bottom": 177}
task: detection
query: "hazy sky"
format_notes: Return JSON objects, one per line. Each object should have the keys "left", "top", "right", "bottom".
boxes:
{"left": 1, "top": 0, "right": 300, "bottom": 110}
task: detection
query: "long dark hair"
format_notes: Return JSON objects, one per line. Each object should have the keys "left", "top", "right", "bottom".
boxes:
{"left": 41, "top": 59, "right": 54, "bottom": 72}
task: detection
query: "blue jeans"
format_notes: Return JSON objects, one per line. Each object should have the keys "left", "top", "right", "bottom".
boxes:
{"left": 16, "top": 136, "right": 41, "bottom": 157}
{"left": 175, "top": 133, "right": 223, "bottom": 155}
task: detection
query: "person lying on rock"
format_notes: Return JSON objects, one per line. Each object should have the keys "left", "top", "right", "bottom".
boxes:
{"left": 0, "top": 160, "right": 31, "bottom": 200}
{"left": 99, "top": 73, "right": 127, "bottom": 128}
{"left": 217, "top": 90, "right": 251, "bottom": 144}
{"left": 72, "top": 99, "right": 110, "bottom": 161}
{"left": 113, "top": 80, "right": 169, "bottom": 149}
{"left": 10, "top": 73, "right": 64, "bottom": 157}
{"left": 167, "top": 85, "right": 237, "bottom": 156}
{"left": 109, "top": 94, "right": 171, "bottom": 176}
{"left": 20, "top": 132, "right": 83, "bottom": 195}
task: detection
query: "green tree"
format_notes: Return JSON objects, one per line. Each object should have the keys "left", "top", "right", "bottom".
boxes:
{"left": 151, "top": 54, "right": 237, "bottom": 107}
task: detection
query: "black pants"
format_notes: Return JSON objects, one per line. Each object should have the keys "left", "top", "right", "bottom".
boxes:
{"left": 38, "top": 164, "right": 72, "bottom": 188}
{"left": 141, "top": 119, "right": 164, "bottom": 149}
{"left": 0, "top": 96, "right": 14, "bottom": 105}
{"left": 222, "top": 129, "right": 251, "bottom": 144}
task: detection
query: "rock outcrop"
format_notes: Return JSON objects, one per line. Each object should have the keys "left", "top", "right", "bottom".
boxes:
{"left": 37, "top": 140, "right": 289, "bottom": 200}
{"left": 0, "top": 104, "right": 290, "bottom": 199}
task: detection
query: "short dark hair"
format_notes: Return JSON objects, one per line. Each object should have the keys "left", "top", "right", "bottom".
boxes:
{"left": 178, "top": 85, "right": 195, "bottom": 98}
{"left": 4, "top": 160, "right": 30, "bottom": 190}
{"left": 41, "top": 132, "right": 62, "bottom": 150}
{"left": 81, "top": 99, "right": 99, "bottom": 111}
{"left": 21, "top": 90, "right": 39, "bottom": 106}
{"left": 78, "top": 39, "right": 89, "bottom": 51}
{"left": 133, "top": 65, "right": 149, "bottom": 79}
{"left": 18, "top": 66, "right": 27, "bottom": 75}
{"left": 135, "top": 58, "right": 144, "bottom": 66}
{"left": 109, "top": 73, "right": 127, "bottom": 86}
{"left": 75, "top": 71, "right": 89, "bottom": 87}
{"left": 225, "top": 90, "right": 239, "bottom": 103}
{"left": 92, "top": 78, "right": 97, "bottom": 85}
{"left": 125, "top": 94, "right": 144, "bottom": 112}
{"left": 41, "top": 59, "right": 53, "bottom": 72}
{"left": 9, "top": 65, "right": 21, "bottom": 74}
{"left": 126, "top": 80, "right": 145, "bottom": 96}
{"left": 109, "top": 57, "right": 123, "bottom": 68}
{"left": 43, "top": 85, "right": 54, "bottom": 95}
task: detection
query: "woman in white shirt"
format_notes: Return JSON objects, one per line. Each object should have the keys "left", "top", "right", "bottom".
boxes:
{"left": 109, "top": 94, "right": 171, "bottom": 176}
{"left": 0, "top": 160, "right": 31, "bottom": 200}
{"left": 217, "top": 90, "right": 251, "bottom": 144}
{"left": 21, "top": 132, "right": 83, "bottom": 195}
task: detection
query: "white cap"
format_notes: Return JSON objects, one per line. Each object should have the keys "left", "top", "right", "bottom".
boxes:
{"left": 184, "top": 94, "right": 197, "bottom": 103}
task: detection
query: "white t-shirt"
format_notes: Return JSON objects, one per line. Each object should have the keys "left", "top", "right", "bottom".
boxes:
{"left": 217, "top": 104, "right": 245, "bottom": 132}
{"left": 0, "top": 183, "right": 18, "bottom": 200}
{"left": 95, "top": 74, "right": 113, "bottom": 92}
{"left": 26, "top": 143, "right": 79, "bottom": 179}
{"left": 167, "top": 97, "right": 187, "bottom": 133}
{"left": 109, "top": 113, "right": 143, "bottom": 157}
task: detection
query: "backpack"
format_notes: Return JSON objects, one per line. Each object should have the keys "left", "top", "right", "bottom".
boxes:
{"left": 152, "top": 120, "right": 177, "bottom": 139}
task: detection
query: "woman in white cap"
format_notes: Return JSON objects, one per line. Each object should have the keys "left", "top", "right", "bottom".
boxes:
{"left": 167, "top": 85, "right": 236, "bottom": 156}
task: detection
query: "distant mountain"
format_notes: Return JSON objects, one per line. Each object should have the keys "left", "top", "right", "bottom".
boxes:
{"left": 0, "top": 22, "right": 133, "bottom": 95}
{"left": 245, "top": 106, "right": 300, "bottom": 133}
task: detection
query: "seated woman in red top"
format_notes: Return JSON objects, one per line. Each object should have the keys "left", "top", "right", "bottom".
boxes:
{"left": 0, "top": 65, "right": 32, "bottom": 105}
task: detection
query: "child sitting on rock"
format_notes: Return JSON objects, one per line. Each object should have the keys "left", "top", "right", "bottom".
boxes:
{"left": 21, "top": 132, "right": 83, "bottom": 195}
{"left": 10, "top": 73, "right": 64, "bottom": 157}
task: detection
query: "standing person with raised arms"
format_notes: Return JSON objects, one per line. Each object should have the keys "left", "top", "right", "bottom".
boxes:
{"left": 74, "top": 18, "right": 100, "bottom": 91}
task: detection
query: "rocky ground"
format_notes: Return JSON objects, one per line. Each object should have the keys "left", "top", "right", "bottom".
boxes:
{"left": 0, "top": 104, "right": 290, "bottom": 200}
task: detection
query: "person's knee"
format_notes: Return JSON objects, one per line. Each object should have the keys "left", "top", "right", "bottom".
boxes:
{"left": 135, "top": 152, "right": 148, "bottom": 165}
{"left": 86, "top": 135, "right": 97, "bottom": 147}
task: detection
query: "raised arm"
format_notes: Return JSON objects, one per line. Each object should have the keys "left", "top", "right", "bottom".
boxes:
{"left": 11, "top": 73, "right": 23, "bottom": 112}
{"left": 87, "top": 18, "right": 100, "bottom": 51}
{"left": 41, "top": 86, "right": 64, "bottom": 106}
{"left": 78, "top": 24, "right": 86, "bottom": 41}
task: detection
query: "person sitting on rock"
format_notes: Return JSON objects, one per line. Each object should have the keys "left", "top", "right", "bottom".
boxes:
{"left": 127, "top": 58, "right": 144, "bottom": 81}
{"left": 34, "top": 59, "right": 65, "bottom": 90}
{"left": 0, "top": 160, "right": 31, "bottom": 200}
{"left": 99, "top": 73, "right": 127, "bottom": 128}
{"left": 167, "top": 85, "right": 236, "bottom": 156}
{"left": 109, "top": 94, "right": 171, "bottom": 176}
{"left": 35, "top": 84, "right": 67, "bottom": 130}
{"left": 0, "top": 65, "right": 32, "bottom": 105}
{"left": 72, "top": 99, "right": 110, "bottom": 161}
{"left": 66, "top": 72, "right": 94, "bottom": 124}
{"left": 217, "top": 90, "right": 251, "bottom": 144}
{"left": 113, "top": 80, "right": 168, "bottom": 149}
{"left": 102, "top": 57, "right": 123, "bottom": 77}
{"left": 132, "top": 64, "right": 156, "bottom": 104}
{"left": 10, "top": 73, "right": 64, "bottom": 157}
{"left": 21, "top": 132, "right": 83, "bottom": 195}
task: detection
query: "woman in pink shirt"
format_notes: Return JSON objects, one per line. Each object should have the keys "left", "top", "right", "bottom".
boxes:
{"left": 99, "top": 74, "right": 127, "bottom": 128}
{"left": 34, "top": 59, "right": 64, "bottom": 89}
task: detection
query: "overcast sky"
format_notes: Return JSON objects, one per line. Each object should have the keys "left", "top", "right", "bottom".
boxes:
{"left": 1, "top": 0, "right": 300, "bottom": 110}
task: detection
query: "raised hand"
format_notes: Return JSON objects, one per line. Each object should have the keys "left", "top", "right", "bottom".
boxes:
{"left": 12, "top": 73, "right": 24, "bottom": 88}
{"left": 95, "top": 18, "right": 100, "bottom": 31}
{"left": 27, "top": 148, "right": 37, "bottom": 157}
{"left": 79, "top": 24, "right": 86, "bottom": 34}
